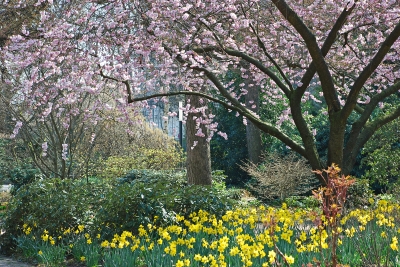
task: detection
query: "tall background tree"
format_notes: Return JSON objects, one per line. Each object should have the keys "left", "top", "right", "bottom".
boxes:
{"left": 1, "top": 0, "right": 399, "bottom": 185}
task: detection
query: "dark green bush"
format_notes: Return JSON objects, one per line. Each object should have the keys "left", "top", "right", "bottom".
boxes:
{"left": 95, "top": 180, "right": 175, "bottom": 239}
{"left": 96, "top": 170, "right": 233, "bottom": 239}
{"left": 2, "top": 170, "right": 234, "bottom": 251}
{"left": 284, "top": 196, "right": 320, "bottom": 210}
{"left": 1, "top": 178, "right": 108, "bottom": 253}
{"left": 171, "top": 185, "right": 233, "bottom": 218}
{"left": 117, "top": 169, "right": 187, "bottom": 187}
{"left": 345, "top": 178, "right": 374, "bottom": 209}
{"left": 8, "top": 164, "right": 42, "bottom": 195}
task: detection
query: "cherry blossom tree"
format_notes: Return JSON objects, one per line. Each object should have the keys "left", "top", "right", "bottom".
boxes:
{"left": 6, "top": 91, "right": 107, "bottom": 180}
{"left": 1, "top": 0, "right": 400, "bottom": 184}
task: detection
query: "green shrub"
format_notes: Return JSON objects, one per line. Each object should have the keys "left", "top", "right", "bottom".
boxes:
{"left": 1, "top": 178, "right": 109, "bottom": 252}
{"left": 285, "top": 195, "right": 320, "bottom": 210}
{"left": 171, "top": 185, "right": 233, "bottom": 218}
{"left": 2, "top": 170, "right": 234, "bottom": 253}
{"left": 98, "top": 156, "right": 137, "bottom": 179}
{"left": 117, "top": 169, "right": 187, "bottom": 187}
{"left": 211, "top": 170, "right": 227, "bottom": 191}
{"left": 95, "top": 180, "right": 175, "bottom": 239}
{"left": 345, "top": 178, "right": 374, "bottom": 209}
{"left": 99, "top": 146, "right": 185, "bottom": 179}
{"left": 96, "top": 170, "right": 233, "bottom": 239}
{"left": 8, "top": 164, "right": 42, "bottom": 195}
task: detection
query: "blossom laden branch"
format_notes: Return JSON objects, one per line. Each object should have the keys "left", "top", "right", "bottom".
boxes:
{"left": 240, "top": 3, "right": 294, "bottom": 92}
{"left": 271, "top": 0, "right": 340, "bottom": 114}
{"left": 99, "top": 68, "right": 133, "bottom": 103}
{"left": 295, "top": 4, "right": 357, "bottom": 99}
{"left": 343, "top": 21, "right": 400, "bottom": 119}
{"left": 131, "top": 91, "right": 237, "bottom": 111}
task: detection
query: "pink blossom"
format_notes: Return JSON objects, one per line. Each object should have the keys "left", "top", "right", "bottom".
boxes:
{"left": 182, "top": 13, "right": 190, "bottom": 20}
{"left": 42, "top": 142, "right": 48, "bottom": 157}
{"left": 10, "top": 121, "right": 23, "bottom": 139}
{"left": 195, "top": 128, "right": 205, "bottom": 137}
{"left": 190, "top": 141, "right": 198, "bottom": 150}
{"left": 61, "top": 143, "right": 68, "bottom": 161}
{"left": 217, "top": 131, "right": 228, "bottom": 140}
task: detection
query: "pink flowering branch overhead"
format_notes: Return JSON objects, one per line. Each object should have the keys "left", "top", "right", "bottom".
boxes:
{"left": 1, "top": 0, "right": 400, "bottom": 181}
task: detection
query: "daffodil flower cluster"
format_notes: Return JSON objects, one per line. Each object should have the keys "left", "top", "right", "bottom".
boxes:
{"left": 17, "top": 199, "right": 400, "bottom": 266}
{"left": 97, "top": 205, "right": 311, "bottom": 266}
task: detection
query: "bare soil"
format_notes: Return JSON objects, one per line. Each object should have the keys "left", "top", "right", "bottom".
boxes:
{"left": 0, "top": 256, "right": 34, "bottom": 267}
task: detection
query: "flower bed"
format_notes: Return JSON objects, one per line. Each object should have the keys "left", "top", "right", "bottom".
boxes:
{"left": 8, "top": 165, "right": 400, "bottom": 266}
{"left": 16, "top": 199, "right": 400, "bottom": 267}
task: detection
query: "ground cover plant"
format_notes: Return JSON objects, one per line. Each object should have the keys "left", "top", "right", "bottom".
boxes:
{"left": 3, "top": 165, "right": 400, "bottom": 267}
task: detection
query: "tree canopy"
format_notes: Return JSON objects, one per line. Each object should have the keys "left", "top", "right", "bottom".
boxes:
{"left": 1, "top": 0, "right": 400, "bottom": 183}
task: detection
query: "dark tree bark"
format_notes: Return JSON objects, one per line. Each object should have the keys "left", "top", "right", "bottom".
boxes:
{"left": 186, "top": 94, "right": 212, "bottom": 185}
{"left": 245, "top": 85, "right": 262, "bottom": 164}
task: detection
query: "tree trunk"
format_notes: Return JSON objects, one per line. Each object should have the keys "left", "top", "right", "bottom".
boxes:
{"left": 186, "top": 94, "right": 212, "bottom": 185}
{"left": 245, "top": 85, "right": 262, "bottom": 164}
{"left": 327, "top": 112, "right": 346, "bottom": 171}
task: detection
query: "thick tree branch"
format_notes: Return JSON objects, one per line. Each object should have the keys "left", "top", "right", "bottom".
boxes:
{"left": 289, "top": 98, "right": 323, "bottom": 171}
{"left": 296, "top": 4, "right": 356, "bottom": 98}
{"left": 195, "top": 18, "right": 292, "bottom": 97}
{"left": 189, "top": 45, "right": 291, "bottom": 97}
{"left": 99, "top": 68, "right": 133, "bottom": 103}
{"left": 169, "top": 43, "right": 290, "bottom": 117}
{"left": 132, "top": 91, "right": 237, "bottom": 111}
{"left": 342, "top": 21, "right": 400, "bottom": 119}
{"left": 222, "top": 48, "right": 291, "bottom": 97}
{"left": 271, "top": 0, "right": 340, "bottom": 114}
{"left": 343, "top": 104, "right": 400, "bottom": 174}
{"left": 287, "top": 5, "right": 356, "bottom": 172}
{"left": 344, "top": 81, "right": 400, "bottom": 160}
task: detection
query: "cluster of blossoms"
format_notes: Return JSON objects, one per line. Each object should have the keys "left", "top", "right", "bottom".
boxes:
{"left": 2, "top": 0, "right": 400, "bottom": 177}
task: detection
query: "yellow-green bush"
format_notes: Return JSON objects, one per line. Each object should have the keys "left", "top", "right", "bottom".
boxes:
{"left": 99, "top": 146, "right": 184, "bottom": 179}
